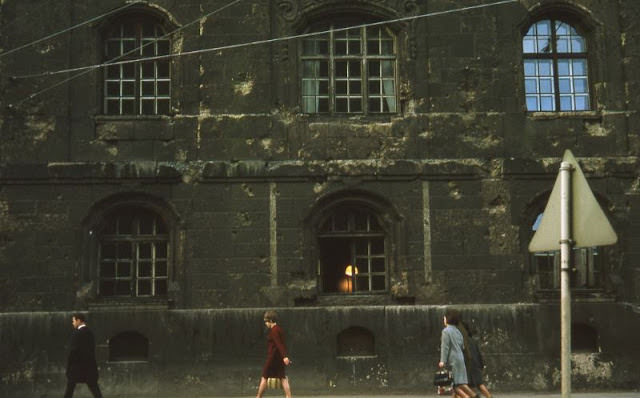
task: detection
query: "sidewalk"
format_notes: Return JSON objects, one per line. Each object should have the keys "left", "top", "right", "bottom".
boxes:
{"left": 255, "top": 393, "right": 640, "bottom": 398}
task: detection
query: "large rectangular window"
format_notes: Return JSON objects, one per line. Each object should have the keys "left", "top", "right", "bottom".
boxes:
{"left": 302, "top": 25, "right": 397, "bottom": 115}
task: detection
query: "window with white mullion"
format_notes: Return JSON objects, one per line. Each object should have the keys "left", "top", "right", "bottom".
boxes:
{"left": 300, "top": 22, "right": 397, "bottom": 115}
{"left": 523, "top": 18, "right": 589, "bottom": 112}
{"left": 103, "top": 17, "right": 171, "bottom": 115}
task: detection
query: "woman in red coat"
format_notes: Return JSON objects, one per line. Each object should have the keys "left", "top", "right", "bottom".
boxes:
{"left": 256, "top": 310, "right": 292, "bottom": 398}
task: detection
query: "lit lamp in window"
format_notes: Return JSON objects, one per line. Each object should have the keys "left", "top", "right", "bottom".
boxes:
{"left": 339, "top": 264, "right": 359, "bottom": 293}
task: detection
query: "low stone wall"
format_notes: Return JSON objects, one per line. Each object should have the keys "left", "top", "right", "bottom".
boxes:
{"left": 1, "top": 303, "right": 639, "bottom": 397}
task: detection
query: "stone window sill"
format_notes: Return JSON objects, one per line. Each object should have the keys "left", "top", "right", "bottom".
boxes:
{"left": 94, "top": 115, "right": 175, "bottom": 141}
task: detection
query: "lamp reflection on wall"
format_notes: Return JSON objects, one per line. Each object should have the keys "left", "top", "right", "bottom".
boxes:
{"left": 339, "top": 264, "right": 359, "bottom": 293}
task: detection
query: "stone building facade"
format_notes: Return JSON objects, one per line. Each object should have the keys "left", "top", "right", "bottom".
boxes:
{"left": 1, "top": 0, "right": 639, "bottom": 396}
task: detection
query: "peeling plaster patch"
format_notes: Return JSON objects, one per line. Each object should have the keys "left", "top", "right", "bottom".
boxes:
{"left": 287, "top": 279, "right": 317, "bottom": 290}
{"left": 175, "top": 149, "right": 188, "bottom": 162}
{"left": 234, "top": 75, "right": 255, "bottom": 96}
{"left": 236, "top": 212, "right": 252, "bottom": 226}
{"left": 25, "top": 115, "right": 55, "bottom": 142}
{"left": 37, "top": 43, "right": 56, "bottom": 54}
{"left": 241, "top": 183, "right": 255, "bottom": 197}
{"left": 199, "top": 16, "right": 207, "bottom": 36}
{"left": 448, "top": 182, "right": 462, "bottom": 200}
{"left": 181, "top": 163, "right": 203, "bottom": 184}
{"left": 584, "top": 121, "right": 609, "bottom": 137}
{"left": 313, "top": 182, "right": 327, "bottom": 194}
{"left": 572, "top": 353, "right": 613, "bottom": 382}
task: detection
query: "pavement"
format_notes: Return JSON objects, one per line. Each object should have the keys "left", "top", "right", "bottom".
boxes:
{"left": 271, "top": 393, "right": 640, "bottom": 398}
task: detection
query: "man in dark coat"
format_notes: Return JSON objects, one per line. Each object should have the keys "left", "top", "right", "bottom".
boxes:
{"left": 64, "top": 313, "right": 103, "bottom": 398}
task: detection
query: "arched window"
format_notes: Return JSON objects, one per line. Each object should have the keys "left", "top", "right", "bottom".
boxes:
{"left": 103, "top": 13, "right": 171, "bottom": 115}
{"left": 109, "top": 331, "right": 149, "bottom": 361}
{"left": 530, "top": 211, "right": 602, "bottom": 290}
{"left": 337, "top": 326, "right": 375, "bottom": 357}
{"left": 98, "top": 206, "right": 169, "bottom": 297}
{"left": 317, "top": 205, "right": 387, "bottom": 293}
{"left": 301, "top": 20, "right": 397, "bottom": 114}
{"left": 523, "top": 19, "right": 589, "bottom": 112}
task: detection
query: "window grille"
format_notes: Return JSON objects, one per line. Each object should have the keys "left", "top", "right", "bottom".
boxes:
{"left": 523, "top": 19, "right": 589, "bottom": 112}
{"left": 104, "top": 17, "right": 171, "bottom": 115}
{"left": 98, "top": 207, "right": 169, "bottom": 297}
{"left": 318, "top": 206, "right": 387, "bottom": 293}
{"left": 301, "top": 24, "right": 397, "bottom": 114}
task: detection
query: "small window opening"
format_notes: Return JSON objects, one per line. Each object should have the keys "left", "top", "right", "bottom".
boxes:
{"left": 109, "top": 331, "right": 149, "bottom": 361}
{"left": 572, "top": 323, "right": 599, "bottom": 353}
{"left": 337, "top": 326, "right": 375, "bottom": 357}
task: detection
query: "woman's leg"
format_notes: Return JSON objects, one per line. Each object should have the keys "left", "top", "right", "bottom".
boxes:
{"left": 453, "top": 384, "right": 470, "bottom": 398}
{"left": 461, "top": 384, "right": 477, "bottom": 397}
{"left": 478, "top": 384, "right": 492, "bottom": 398}
{"left": 281, "top": 377, "right": 292, "bottom": 398}
{"left": 256, "top": 377, "right": 267, "bottom": 398}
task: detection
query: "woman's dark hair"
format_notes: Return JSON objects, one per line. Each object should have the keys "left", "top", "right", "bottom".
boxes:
{"left": 263, "top": 310, "right": 278, "bottom": 323}
{"left": 444, "top": 309, "right": 461, "bottom": 325}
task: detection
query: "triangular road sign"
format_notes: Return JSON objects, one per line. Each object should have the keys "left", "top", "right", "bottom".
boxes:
{"left": 528, "top": 150, "right": 617, "bottom": 252}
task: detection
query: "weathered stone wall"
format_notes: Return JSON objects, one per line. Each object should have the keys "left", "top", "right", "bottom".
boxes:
{"left": 1, "top": 0, "right": 640, "bottom": 395}
{"left": 1, "top": 304, "right": 639, "bottom": 397}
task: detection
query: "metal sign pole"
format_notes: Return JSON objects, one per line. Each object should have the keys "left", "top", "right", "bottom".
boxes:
{"left": 560, "top": 160, "right": 573, "bottom": 398}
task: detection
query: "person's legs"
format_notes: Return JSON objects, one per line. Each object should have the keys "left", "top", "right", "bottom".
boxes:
{"left": 281, "top": 376, "right": 292, "bottom": 398}
{"left": 453, "top": 384, "right": 470, "bottom": 398}
{"left": 461, "top": 384, "right": 478, "bottom": 397}
{"left": 63, "top": 380, "right": 76, "bottom": 398}
{"left": 478, "top": 384, "right": 492, "bottom": 398}
{"left": 256, "top": 377, "right": 268, "bottom": 398}
{"left": 86, "top": 380, "right": 103, "bottom": 398}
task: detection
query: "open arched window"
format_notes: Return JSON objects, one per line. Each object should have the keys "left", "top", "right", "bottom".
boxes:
{"left": 103, "top": 12, "right": 171, "bottom": 115}
{"left": 301, "top": 18, "right": 397, "bottom": 114}
{"left": 317, "top": 204, "right": 387, "bottom": 294}
{"left": 98, "top": 206, "right": 169, "bottom": 297}
{"left": 523, "top": 18, "right": 589, "bottom": 112}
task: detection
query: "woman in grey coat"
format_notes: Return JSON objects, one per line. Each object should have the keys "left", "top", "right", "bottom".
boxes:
{"left": 439, "top": 309, "right": 474, "bottom": 398}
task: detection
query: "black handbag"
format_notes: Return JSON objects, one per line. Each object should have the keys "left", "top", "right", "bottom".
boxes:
{"left": 433, "top": 368, "right": 453, "bottom": 386}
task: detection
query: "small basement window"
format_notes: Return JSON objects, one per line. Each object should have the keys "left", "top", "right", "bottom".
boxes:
{"left": 109, "top": 331, "right": 149, "bottom": 361}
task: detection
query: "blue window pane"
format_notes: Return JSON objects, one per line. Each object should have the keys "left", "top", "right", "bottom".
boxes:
{"left": 571, "top": 38, "right": 585, "bottom": 53}
{"left": 559, "top": 79, "right": 571, "bottom": 93}
{"left": 524, "top": 61, "right": 536, "bottom": 76}
{"left": 575, "top": 96, "right": 589, "bottom": 110}
{"left": 526, "top": 96, "right": 538, "bottom": 111}
{"left": 538, "top": 61, "right": 552, "bottom": 76}
{"left": 523, "top": 38, "right": 535, "bottom": 53}
{"left": 525, "top": 79, "right": 538, "bottom": 93}
{"left": 555, "top": 21, "right": 569, "bottom": 35}
{"left": 572, "top": 59, "right": 586, "bottom": 75}
{"left": 541, "top": 96, "right": 554, "bottom": 111}
{"left": 557, "top": 60, "right": 570, "bottom": 76}
{"left": 537, "top": 20, "right": 551, "bottom": 35}
{"left": 537, "top": 38, "right": 550, "bottom": 53}
{"left": 556, "top": 38, "right": 568, "bottom": 53}
{"left": 560, "top": 96, "right": 572, "bottom": 111}
{"left": 574, "top": 78, "right": 588, "bottom": 93}
{"left": 539, "top": 78, "right": 553, "bottom": 93}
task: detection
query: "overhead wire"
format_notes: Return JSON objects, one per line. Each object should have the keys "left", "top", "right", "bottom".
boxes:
{"left": 10, "top": 0, "right": 518, "bottom": 106}
{"left": 9, "top": 0, "right": 243, "bottom": 107}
